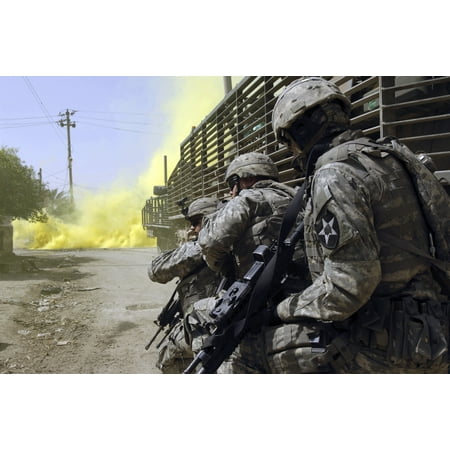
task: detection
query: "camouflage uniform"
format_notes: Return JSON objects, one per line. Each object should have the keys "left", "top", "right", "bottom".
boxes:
{"left": 200, "top": 180, "right": 296, "bottom": 278}
{"left": 271, "top": 77, "right": 449, "bottom": 373}
{"left": 198, "top": 154, "right": 297, "bottom": 373}
{"left": 148, "top": 198, "right": 222, "bottom": 374}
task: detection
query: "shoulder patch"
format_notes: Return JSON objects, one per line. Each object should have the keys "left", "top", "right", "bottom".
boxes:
{"left": 315, "top": 209, "right": 339, "bottom": 249}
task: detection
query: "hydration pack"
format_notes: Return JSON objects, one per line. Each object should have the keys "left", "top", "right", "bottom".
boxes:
{"left": 357, "top": 137, "right": 450, "bottom": 295}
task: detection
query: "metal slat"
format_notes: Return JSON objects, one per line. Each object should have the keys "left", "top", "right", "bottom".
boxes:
{"left": 382, "top": 93, "right": 450, "bottom": 109}
{"left": 401, "top": 132, "right": 450, "bottom": 143}
{"left": 342, "top": 76, "right": 378, "bottom": 97}
{"left": 145, "top": 75, "right": 450, "bottom": 243}
{"left": 350, "top": 108, "right": 379, "bottom": 125}
{"left": 381, "top": 76, "right": 450, "bottom": 92}
{"left": 383, "top": 113, "right": 450, "bottom": 127}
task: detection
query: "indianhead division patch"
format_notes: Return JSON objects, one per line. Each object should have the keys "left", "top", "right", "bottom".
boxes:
{"left": 315, "top": 210, "right": 339, "bottom": 249}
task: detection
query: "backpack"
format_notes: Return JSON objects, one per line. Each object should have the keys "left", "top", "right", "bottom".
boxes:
{"left": 365, "top": 137, "right": 450, "bottom": 295}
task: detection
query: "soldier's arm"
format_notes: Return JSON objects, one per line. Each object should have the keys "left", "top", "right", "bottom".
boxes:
{"left": 198, "top": 195, "right": 255, "bottom": 273}
{"left": 276, "top": 163, "right": 382, "bottom": 322}
{"left": 148, "top": 241, "right": 204, "bottom": 284}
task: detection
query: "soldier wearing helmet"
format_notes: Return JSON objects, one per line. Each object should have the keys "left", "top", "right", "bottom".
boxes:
{"left": 197, "top": 152, "right": 298, "bottom": 373}
{"left": 147, "top": 197, "right": 223, "bottom": 373}
{"left": 270, "top": 77, "right": 448, "bottom": 373}
{"left": 200, "top": 152, "right": 294, "bottom": 278}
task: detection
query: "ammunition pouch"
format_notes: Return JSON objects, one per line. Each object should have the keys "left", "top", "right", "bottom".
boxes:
{"left": 329, "top": 296, "right": 449, "bottom": 372}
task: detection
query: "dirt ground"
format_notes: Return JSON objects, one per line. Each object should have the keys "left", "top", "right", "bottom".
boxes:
{"left": 0, "top": 247, "right": 176, "bottom": 374}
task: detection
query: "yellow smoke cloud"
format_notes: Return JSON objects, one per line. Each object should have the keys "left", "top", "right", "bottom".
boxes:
{"left": 13, "top": 188, "right": 153, "bottom": 249}
{"left": 14, "top": 76, "right": 227, "bottom": 250}
{"left": 137, "top": 77, "right": 226, "bottom": 192}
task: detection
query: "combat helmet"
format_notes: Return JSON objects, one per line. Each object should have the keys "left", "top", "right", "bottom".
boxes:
{"left": 272, "top": 77, "right": 351, "bottom": 144}
{"left": 186, "top": 197, "right": 218, "bottom": 220}
{"left": 225, "top": 152, "right": 279, "bottom": 187}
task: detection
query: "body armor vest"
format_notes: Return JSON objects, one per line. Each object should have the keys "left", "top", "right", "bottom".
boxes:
{"left": 233, "top": 180, "right": 295, "bottom": 276}
{"left": 306, "top": 139, "right": 436, "bottom": 298}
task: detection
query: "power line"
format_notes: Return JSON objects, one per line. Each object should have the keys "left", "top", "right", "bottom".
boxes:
{"left": 0, "top": 121, "right": 52, "bottom": 129}
{"left": 76, "top": 120, "right": 164, "bottom": 135}
{"left": 76, "top": 109, "right": 165, "bottom": 116}
{"left": 76, "top": 115, "right": 166, "bottom": 126}
{"left": 0, "top": 115, "right": 59, "bottom": 121}
{"left": 22, "top": 77, "right": 66, "bottom": 146}
{"left": 45, "top": 169, "right": 67, "bottom": 179}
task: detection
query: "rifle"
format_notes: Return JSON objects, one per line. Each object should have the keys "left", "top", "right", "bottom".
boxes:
{"left": 144, "top": 285, "right": 181, "bottom": 351}
{"left": 183, "top": 220, "right": 304, "bottom": 374}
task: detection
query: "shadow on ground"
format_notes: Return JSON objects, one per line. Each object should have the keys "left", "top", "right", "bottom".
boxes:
{"left": 0, "top": 252, "right": 98, "bottom": 282}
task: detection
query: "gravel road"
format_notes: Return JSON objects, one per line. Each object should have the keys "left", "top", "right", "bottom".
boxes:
{"left": 0, "top": 247, "right": 176, "bottom": 374}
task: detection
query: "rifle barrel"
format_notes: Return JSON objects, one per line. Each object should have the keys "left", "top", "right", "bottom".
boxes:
{"left": 144, "top": 326, "right": 163, "bottom": 350}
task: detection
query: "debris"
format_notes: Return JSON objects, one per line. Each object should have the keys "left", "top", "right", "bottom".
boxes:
{"left": 76, "top": 287, "right": 100, "bottom": 291}
{"left": 57, "top": 257, "right": 75, "bottom": 268}
{"left": 56, "top": 340, "right": 69, "bottom": 346}
{"left": 40, "top": 285, "right": 62, "bottom": 296}
{"left": 37, "top": 333, "right": 51, "bottom": 338}
{"left": 17, "top": 329, "right": 31, "bottom": 336}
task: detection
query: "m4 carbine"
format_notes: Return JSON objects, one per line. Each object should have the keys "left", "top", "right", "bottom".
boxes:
{"left": 184, "top": 221, "right": 304, "bottom": 374}
{"left": 144, "top": 287, "right": 181, "bottom": 351}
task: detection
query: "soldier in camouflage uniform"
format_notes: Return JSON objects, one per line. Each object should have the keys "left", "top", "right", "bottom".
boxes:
{"left": 148, "top": 197, "right": 222, "bottom": 373}
{"left": 270, "top": 76, "right": 449, "bottom": 373}
{"left": 197, "top": 152, "right": 298, "bottom": 373}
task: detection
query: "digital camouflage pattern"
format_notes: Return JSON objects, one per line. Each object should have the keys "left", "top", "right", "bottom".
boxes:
{"left": 186, "top": 197, "right": 218, "bottom": 220}
{"left": 224, "top": 152, "right": 279, "bottom": 184}
{"left": 184, "top": 296, "right": 218, "bottom": 354}
{"left": 148, "top": 240, "right": 222, "bottom": 373}
{"left": 275, "top": 131, "right": 449, "bottom": 373}
{"left": 148, "top": 240, "right": 220, "bottom": 314}
{"left": 271, "top": 76, "right": 351, "bottom": 144}
{"left": 199, "top": 179, "right": 296, "bottom": 278}
{"left": 148, "top": 240, "right": 204, "bottom": 284}
{"left": 197, "top": 178, "right": 296, "bottom": 373}
{"left": 155, "top": 320, "right": 193, "bottom": 373}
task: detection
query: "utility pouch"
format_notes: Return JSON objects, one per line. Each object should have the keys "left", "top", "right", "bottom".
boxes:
{"left": 386, "top": 296, "right": 447, "bottom": 369}
{"left": 265, "top": 322, "right": 336, "bottom": 373}
{"left": 333, "top": 295, "right": 448, "bottom": 372}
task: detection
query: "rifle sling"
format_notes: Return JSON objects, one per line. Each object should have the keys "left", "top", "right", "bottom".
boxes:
{"left": 244, "top": 182, "right": 307, "bottom": 322}
{"left": 243, "top": 141, "right": 324, "bottom": 324}
{"left": 378, "top": 230, "right": 450, "bottom": 274}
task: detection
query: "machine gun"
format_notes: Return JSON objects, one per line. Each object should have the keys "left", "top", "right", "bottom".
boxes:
{"left": 184, "top": 220, "right": 304, "bottom": 374}
{"left": 144, "top": 286, "right": 181, "bottom": 351}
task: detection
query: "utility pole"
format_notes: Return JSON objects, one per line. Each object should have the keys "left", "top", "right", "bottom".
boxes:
{"left": 164, "top": 155, "right": 168, "bottom": 186}
{"left": 58, "top": 109, "right": 76, "bottom": 204}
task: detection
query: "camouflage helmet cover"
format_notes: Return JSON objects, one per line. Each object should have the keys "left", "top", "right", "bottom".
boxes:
{"left": 225, "top": 152, "right": 279, "bottom": 183}
{"left": 272, "top": 77, "right": 351, "bottom": 141}
{"left": 186, "top": 197, "right": 218, "bottom": 219}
